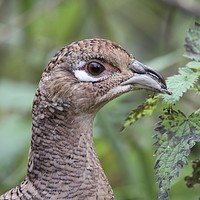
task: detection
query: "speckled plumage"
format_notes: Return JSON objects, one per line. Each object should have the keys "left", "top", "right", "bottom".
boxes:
{"left": 0, "top": 39, "right": 169, "bottom": 200}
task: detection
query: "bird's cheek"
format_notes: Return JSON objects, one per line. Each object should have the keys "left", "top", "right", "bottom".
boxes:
{"left": 68, "top": 84, "right": 98, "bottom": 112}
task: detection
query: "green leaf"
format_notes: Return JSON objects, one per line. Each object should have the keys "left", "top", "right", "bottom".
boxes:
{"left": 184, "top": 22, "right": 200, "bottom": 61}
{"left": 186, "top": 61, "right": 200, "bottom": 70}
{"left": 161, "top": 67, "right": 199, "bottom": 104}
{"left": 122, "top": 96, "right": 159, "bottom": 130}
{"left": 154, "top": 108, "right": 200, "bottom": 200}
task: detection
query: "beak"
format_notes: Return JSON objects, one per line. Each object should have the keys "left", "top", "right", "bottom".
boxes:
{"left": 121, "top": 60, "right": 171, "bottom": 95}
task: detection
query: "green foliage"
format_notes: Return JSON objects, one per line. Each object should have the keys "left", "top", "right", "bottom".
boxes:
{"left": 184, "top": 22, "right": 200, "bottom": 61}
{"left": 123, "top": 96, "right": 159, "bottom": 130}
{"left": 123, "top": 22, "right": 200, "bottom": 200}
{"left": 161, "top": 22, "right": 200, "bottom": 104}
{"left": 154, "top": 23, "right": 200, "bottom": 200}
{"left": 186, "top": 61, "right": 200, "bottom": 70}
{"left": 154, "top": 108, "right": 200, "bottom": 200}
{"left": 162, "top": 67, "right": 199, "bottom": 103}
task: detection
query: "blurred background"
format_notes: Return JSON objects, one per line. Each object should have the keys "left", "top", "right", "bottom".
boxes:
{"left": 0, "top": 0, "right": 200, "bottom": 199}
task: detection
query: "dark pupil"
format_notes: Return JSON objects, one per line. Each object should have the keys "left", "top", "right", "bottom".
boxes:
{"left": 90, "top": 63, "right": 100, "bottom": 73}
{"left": 88, "top": 62, "right": 104, "bottom": 75}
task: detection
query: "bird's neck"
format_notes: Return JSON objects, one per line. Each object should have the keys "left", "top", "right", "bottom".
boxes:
{"left": 26, "top": 91, "right": 114, "bottom": 198}
{"left": 29, "top": 93, "right": 96, "bottom": 177}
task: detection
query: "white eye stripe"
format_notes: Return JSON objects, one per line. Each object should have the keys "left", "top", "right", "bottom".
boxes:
{"left": 74, "top": 70, "right": 102, "bottom": 82}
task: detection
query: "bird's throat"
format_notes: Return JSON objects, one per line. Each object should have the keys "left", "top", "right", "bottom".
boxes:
{"left": 27, "top": 92, "right": 115, "bottom": 199}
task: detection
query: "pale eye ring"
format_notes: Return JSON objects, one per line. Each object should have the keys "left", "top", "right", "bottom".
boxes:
{"left": 86, "top": 61, "right": 105, "bottom": 76}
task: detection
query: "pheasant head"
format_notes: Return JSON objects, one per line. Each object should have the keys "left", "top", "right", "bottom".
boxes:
{"left": 1, "top": 39, "right": 169, "bottom": 200}
{"left": 39, "top": 39, "right": 168, "bottom": 114}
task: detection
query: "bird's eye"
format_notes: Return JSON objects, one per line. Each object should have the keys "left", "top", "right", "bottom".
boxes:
{"left": 86, "top": 62, "right": 105, "bottom": 76}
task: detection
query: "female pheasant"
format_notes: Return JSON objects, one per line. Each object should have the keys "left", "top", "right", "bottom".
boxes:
{"left": 0, "top": 39, "right": 169, "bottom": 200}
